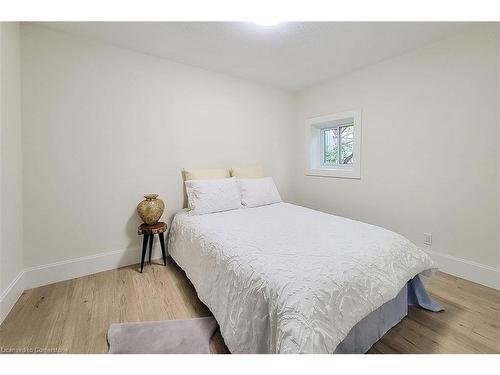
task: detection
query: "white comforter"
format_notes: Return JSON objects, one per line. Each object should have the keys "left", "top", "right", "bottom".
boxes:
{"left": 168, "top": 203, "right": 435, "bottom": 353}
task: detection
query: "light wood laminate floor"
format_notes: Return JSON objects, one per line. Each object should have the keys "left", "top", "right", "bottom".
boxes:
{"left": 1, "top": 260, "right": 499, "bottom": 354}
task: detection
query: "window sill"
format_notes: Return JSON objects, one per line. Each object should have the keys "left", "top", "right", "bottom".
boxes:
{"left": 306, "top": 168, "right": 361, "bottom": 179}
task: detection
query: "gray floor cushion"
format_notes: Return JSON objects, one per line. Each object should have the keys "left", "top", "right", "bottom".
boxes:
{"left": 107, "top": 317, "right": 218, "bottom": 354}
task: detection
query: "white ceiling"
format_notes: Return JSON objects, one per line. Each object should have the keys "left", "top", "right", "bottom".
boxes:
{"left": 39, "top": 22, "right": 468, "bottom": 91}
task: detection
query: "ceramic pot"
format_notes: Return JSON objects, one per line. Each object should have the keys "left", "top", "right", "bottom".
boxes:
{"left": 137, "top": 194, "right": 165, "bottom": 225}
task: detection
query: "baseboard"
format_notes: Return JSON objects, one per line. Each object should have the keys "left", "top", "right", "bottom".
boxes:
{"left": 0, "top": 271, "right": 27, "bottom": 324}
{"left": 0, "top": 245, "right": 165, "bottom": 325}
{"left": 25, "top": 245, "right": 165, "bottom": 290}
{"left": 423, "top": 248, "right": 500, "bottom": 290}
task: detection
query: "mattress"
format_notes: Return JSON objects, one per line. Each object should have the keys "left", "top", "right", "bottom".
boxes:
{"left": 168, "top": 202, "right": 436, "bottom": 353}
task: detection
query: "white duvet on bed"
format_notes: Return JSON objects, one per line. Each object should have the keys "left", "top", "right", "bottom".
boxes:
{"left": 168, "top": 203, "right": 435, "bottom": 353}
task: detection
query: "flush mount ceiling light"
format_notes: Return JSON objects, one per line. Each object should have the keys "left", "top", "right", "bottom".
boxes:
{"left": 253, "top": 20, "right": 282, "bottom": 27}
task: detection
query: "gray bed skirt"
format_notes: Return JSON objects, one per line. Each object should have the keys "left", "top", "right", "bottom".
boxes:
{"left": 334, "top": 274, "right": 443, "bottom": 354}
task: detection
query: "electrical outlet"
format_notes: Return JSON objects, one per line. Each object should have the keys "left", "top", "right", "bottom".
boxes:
{"left": 423, "top": 233, "right": 432, "bottom": 246}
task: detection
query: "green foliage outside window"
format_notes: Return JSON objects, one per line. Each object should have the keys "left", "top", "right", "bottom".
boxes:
{"left": 323, "top": 124, "right": 353, "bottom": 165}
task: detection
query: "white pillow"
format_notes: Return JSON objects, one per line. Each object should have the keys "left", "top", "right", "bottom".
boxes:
{"left": 237, "top": 177, "right": 282, "bottom": 208}
{"left": 185, "top": 178, "right": 241, "bottom": 215}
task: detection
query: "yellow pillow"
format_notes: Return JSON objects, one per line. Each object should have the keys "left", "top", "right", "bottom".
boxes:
{"left": 230, "top": 164, "right": 263, "bottom": 178}
{"left": 183, "top": 167, "right": 230, "bottom": 181}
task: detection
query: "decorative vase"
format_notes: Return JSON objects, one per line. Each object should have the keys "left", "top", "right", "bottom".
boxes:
{"left": 137, "top": 194, "right": 165, "bottom": 225}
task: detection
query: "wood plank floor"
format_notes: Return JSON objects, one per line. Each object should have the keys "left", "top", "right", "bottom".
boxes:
{"left": 1, "top": 259, "right": 499, "bottom": 354}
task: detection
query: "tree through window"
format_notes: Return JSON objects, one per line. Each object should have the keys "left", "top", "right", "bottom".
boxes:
{"left": 323, "top": 123, "right": 353, "bottom": 165}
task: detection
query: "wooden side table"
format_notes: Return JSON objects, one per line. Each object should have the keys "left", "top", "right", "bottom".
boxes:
{"left": 137, "top": 222, "right": 168, "bottom": 273}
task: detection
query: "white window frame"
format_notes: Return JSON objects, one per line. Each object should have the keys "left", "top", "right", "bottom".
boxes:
{"left": 305, "top": 109, "right": 362, "bottom": 179}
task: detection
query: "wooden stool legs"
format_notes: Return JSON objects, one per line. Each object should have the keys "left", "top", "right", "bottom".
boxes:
{"left": 140, "top": 232, "right": 167, "bottom": 273}
{"left": 140, "top": 234, "right": 149, "bottom": 273}
{"left": 159, "top": 232, "right": 167, "bottom": 265}
{"left": 148, "top": 234, "right": 153, "bottom": 263}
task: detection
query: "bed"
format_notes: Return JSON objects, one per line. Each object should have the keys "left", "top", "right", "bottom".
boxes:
{"left": 167, "top": 202, "right": 440, "bottom": 353}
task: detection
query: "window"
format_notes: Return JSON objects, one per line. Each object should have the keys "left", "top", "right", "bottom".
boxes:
{"left": 322, "top": 123, "right": 354, "bottom": 165}
{"left": 306, "top": 110, "right": 361, "bottom": 179}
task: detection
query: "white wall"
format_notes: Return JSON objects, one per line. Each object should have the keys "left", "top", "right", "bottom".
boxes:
{"left": 293, "top": 25, "right": 500, "bottom": 271}
{"left": 21, "top": 24, "right": 295, "bottom": 268}
{"left": 498, "top": 24, "right": 500, "bottom": 265}
{"left": 0, "top": 22, "right": 23, "bottom": 320}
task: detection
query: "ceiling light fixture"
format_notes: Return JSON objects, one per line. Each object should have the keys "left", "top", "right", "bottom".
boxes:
{"left": 253, "top": 20, "right": 281, "bottom": 27}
